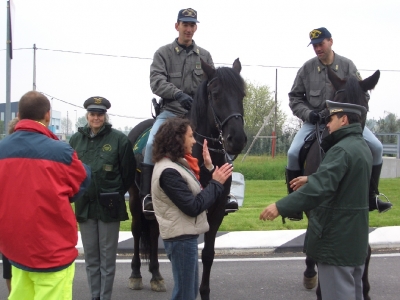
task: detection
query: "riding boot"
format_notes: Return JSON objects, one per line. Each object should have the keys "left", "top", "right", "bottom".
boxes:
{"left": 140, "top": 163, "right": 154, "bottom": 213}
{"left": 225, "top": 194, "right": 239, "bottom": 213}
{"left": 369, "top": 163, "right": 392, "bottom": 213}
{"left": 285, "top": 168, "right": 303, "bottom": 221}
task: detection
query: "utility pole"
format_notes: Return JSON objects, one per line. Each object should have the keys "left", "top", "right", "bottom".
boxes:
{"left": 33, "top": 44, "right": 37, "bottom": 90}
{"left": 271, "top": 69, "right": 277, "bottom": 158}
{"left": 66, "top": 111, "right": 69, "bottom": 136}
{"left": 5, "top": 1, "right": 13, "bottom": 136}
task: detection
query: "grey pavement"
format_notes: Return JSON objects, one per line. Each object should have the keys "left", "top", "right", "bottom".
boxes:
{"left": 77, "top": 226, "right": 400, "bottom": 255}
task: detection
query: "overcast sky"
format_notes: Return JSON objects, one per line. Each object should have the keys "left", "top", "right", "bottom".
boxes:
{"left": 1, "top": 0, "right": 400, "bottom": 130}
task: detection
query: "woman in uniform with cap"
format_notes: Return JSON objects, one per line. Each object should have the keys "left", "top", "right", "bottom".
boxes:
{"left": 69, "top": 96, "right": 136, "bottom": 300}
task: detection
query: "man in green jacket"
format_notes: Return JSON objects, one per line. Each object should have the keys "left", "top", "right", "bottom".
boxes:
{"left": 260, "top": 100, "right": 371, "bottom": 300}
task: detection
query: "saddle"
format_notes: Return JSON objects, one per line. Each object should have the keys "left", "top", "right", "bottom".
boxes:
{"left": 298, "top": 125, "right": 326, "bottom": 173}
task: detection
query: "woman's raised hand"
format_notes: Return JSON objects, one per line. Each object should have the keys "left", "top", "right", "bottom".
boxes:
{"left": 202, "top": 139, "right": 213, "bottom": 169}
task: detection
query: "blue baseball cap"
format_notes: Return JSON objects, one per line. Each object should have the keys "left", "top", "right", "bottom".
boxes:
{"left": 177, "top": 8, "right": 199, "bottom": 23}
{"left": 308, "top": 27, "right": 332, "bottom": 46}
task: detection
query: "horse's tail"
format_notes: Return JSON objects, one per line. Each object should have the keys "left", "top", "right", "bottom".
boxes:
{"left": 138, "top": 214, "right": 152, "bottom": 261}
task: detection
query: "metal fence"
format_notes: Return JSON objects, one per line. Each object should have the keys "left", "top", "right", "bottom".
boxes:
{"left": 375, "top": 133, "right": 400, "bottom": 159}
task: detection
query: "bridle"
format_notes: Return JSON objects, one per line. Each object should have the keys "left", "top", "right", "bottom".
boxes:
{"left": 194, "top": 77, "right": 244, "bottom": 163}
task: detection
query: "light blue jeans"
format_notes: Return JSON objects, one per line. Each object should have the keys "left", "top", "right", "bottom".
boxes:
{"left": 143, "top": 110, "right": 177, "bottom": 165}
{"left": 164, "top": 237, "right": 199, "bottom": 300}
{"left": 287, "top": 122, "right": 383, "bottom": 170}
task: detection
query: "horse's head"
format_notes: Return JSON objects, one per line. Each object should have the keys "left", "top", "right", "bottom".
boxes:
{"left": 191, "top": 58, "right": 247, "bottom": 159}
{"left": 327, "top": 67, "right": 380, "bottom": 110}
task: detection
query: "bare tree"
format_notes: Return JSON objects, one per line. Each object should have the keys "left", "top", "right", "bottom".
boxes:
{"left": 61, "top": 117, "right": 73, "bottom": 135}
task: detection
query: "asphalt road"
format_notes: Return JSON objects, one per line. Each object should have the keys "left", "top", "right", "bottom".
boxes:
{"left": 1, "top": 250, "right": 399, "bottom": 300}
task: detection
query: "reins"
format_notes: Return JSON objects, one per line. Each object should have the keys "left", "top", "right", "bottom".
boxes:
{"left": 194, "top": 76, "right": 244, "bottom": 164}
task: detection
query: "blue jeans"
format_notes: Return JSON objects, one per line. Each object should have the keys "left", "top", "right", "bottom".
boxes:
{"left": 164, "top": 237, "right": 199, "bottom": 300}
{"left": 287, "top": 122, "right": 383, "bottom": 170}
{"left": 144, "top": 110, "right": 177, "bottom": 165}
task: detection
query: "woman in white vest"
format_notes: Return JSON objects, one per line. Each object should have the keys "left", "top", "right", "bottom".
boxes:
{"left": 151, "top": 117, "right": 232, "bottom": 300}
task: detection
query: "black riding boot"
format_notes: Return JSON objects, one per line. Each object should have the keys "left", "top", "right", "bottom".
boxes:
{"left": 140, "top": 163, "right": 154, "bottom": 212}
{"left": 369, "top": 163, "right": 392, "bottom": 213}
{"left": 225, "top": 194, "right": 239, "bottom": 213}
{"left": 285, "top": 168, "right": 303, "bottom": 221}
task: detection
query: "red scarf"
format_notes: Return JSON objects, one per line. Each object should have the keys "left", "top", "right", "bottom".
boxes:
{"left": 184, "top": 154, "right": 200, "bottom": 180}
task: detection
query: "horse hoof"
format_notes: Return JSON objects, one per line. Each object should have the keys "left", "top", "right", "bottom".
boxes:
{"left": 151, "top": 279, "right": 166, "bottom": 292}
{"left": 128, "top": 277, "right": 143, "bottom": 290}
{"left": 303, "top": 274, "right": 317, "bottom": 289}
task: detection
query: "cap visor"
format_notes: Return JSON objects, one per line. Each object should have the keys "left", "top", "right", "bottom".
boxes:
{"left": 178, "top": 17, "right": 199, "bottom": 23}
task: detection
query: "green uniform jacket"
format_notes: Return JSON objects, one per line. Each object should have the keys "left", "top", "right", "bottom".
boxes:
{"left": 69, "top": 123, "right": 136, "bottom": 223}
{"left": 276, "top": 124, "right": 372, "bottom": 266}
{"left": 150, "top": 38, "right": 214, "bottom": 116}
{"left": 288, "top": 52, "right": 368, "bottom": 122}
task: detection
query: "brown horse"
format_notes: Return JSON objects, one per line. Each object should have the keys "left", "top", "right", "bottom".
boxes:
{"left": 127, "top": 58, "right": 247, "bottom": 300}
{"left": 300, "top": 67, "right": 380, "bottom": 300}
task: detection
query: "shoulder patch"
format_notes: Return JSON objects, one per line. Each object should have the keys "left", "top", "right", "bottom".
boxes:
{"left": 356, "top": 71, "right": 363, "bottom": 81}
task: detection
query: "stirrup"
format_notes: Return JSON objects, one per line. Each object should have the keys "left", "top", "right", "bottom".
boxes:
{"left": 376, "top": 193, "right": 392, "bottom": 213}
{"left": 142, "top": 194, "right": 154, "bottom": 213}
{"left": 225, "top": 194, "right": 239, "bottom": 213}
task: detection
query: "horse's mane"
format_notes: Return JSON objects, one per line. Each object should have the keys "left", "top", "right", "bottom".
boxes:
{"left": 337, "top": 76, "right": 369, "bottom": 111}
{"left": 191, "top": 66, "right": 245, "bottom": 129}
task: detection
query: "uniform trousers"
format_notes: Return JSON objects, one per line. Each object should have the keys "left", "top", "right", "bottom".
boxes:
{"left": 287, "top": 122, "right": 383, "bottom": 170}
{"left": 80, "top": 219, "right": 120, "bottom": 300}
{"left": 318, "top": 262, "right": 365, "bottom": 300}
{"left": 144, "top": 110, "right": 177, "bottom": 165}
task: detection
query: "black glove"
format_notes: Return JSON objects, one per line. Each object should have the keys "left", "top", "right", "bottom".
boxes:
{"left": 175, "top": 91, "right": 193, "bottom": 110}
{"left": 318, "top": 108, "right": 329, "bottom": 125}
{"left": 308, "top": 110, "right": 320, "bottom": 125}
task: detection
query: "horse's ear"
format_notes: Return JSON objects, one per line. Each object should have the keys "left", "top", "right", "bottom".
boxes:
{"left": 201, "top": 58, "right": 216, "bottom": 80}
{"left": 359, "top": 70, "right": 380, "bottom": 92}
{"left": 327, "top": 66, "right": 346, "bottom": 90}
{"left": 232, "top": 58, "right": 241, "bottom": 74}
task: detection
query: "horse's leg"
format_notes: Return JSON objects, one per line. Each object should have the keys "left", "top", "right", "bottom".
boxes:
{"left": 148, "top": 219, "right": 166, "bottom": 292}
{"left": 199, "top": 208, "right": 225, "bottom": 300}
{"left": 128, "top": 185, "right": 144, "bottom": 290}
{"left": 362, "top": 244, "right": 372, "bottom": 300}
{"left": 303, "top": 255, "right": 318, "bottom": 289}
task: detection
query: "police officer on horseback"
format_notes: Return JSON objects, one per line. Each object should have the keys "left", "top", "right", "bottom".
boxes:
{"left": 286, "top": 27, "right": 391, "bottom": 216}
{"left": 141, "top": 8, "right": 238, "bottom": 213}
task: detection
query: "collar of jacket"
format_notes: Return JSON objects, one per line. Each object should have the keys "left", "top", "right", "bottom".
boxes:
{"left": 316, "top": 51, "right": 340, "bottom": 73}
{"left": 173, "top": 38, "right": 200, "bottom": 55}
{"left": 78, "top": 122, "right": 112, "bottom": 138}
{"left": 14, "top": 119, "right": 59, "bottom": 141}
{"left": 321, "top": 123, "right": 363, "bottom": 152}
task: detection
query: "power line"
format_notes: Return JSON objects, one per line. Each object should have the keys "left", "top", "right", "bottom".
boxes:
{"left": 2, "top": 47, "right": 400, "bottom": 72}
{"left": 40, "top": 92, "right": 148, "bottom": 120}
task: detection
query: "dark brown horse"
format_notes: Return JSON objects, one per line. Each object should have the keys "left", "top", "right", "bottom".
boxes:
{"left": 299, "top": 67, "right": 380, "bottom": 300}
{"left": 127, "top": 58, "right": 247, "bottom": 300}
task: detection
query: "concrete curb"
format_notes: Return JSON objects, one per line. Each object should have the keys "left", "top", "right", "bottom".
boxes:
{"left": 76, "top": 226, "right": 400, "bottom": 255}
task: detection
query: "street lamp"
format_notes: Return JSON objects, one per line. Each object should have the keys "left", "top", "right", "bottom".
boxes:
{"left": 74, "top": 110, "right": 77, "bottom": 133}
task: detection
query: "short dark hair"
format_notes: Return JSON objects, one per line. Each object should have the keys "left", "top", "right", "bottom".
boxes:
{"left": 336, "top": 112, "right": 361, "bottom": 124}
{"left": 18, "top": 91, "right": 50, "bottom": 121}
{"left": 152, "top": 117, "right": 192, "bottom": 163}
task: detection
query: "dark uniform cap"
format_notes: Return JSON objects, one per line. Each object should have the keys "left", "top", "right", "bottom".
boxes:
{"left": 308, "top": 27, "right": 332, "bottom": 46}
{"left": 84, "top": 96, "right": 111, "bottom": 113}
{"left": 177, "top": 8, "right": 199, "bottom": 23}
{"left": 325, "top": 100, "right": 367, "bottom": 122}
